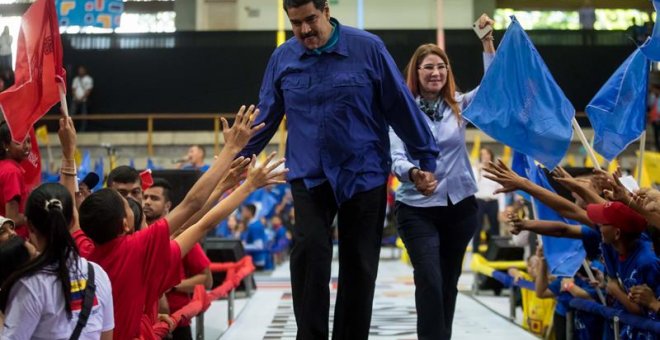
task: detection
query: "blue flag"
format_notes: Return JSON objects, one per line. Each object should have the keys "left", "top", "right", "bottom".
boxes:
{"left": 511, "top": 152, "right": 586, "bottom": 277}
{"left": 585, "top": 48, "right": 649, "bottom": 160}
{"left": 463, "top": 16, "right": 574, "bottom": 170}
{"left": 78, "top": 150, "right": 91, "bottom": 181}
{"left": 244, "top": 188, "right": 279, "bottom": 221}
{"left": 146, "top": 158, "right": 162, "bottom": 170}
{"left": 94, "top": 156, "right": 104, "bottom": 191}
{"left": 639, "top": 0, "right": 660, "bottom": 60}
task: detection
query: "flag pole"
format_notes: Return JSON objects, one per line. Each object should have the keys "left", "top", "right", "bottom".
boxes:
{"left": 636, "top": 131, "right": 646, "bottom": 186}
{"left": 572, "top": 118, "right": 601, "bottom": 171}
{"left": 58, "top": 83, "right": 69, "bottom": 117}
{"left": 571, "top": 117, "right": 607, "bottom": 304}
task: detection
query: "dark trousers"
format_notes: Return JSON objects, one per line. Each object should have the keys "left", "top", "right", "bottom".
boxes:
{"left": 396, "top": 196, "right": 478, "bottom": 340}
{"left": 69, "top": 100, "right": 89, "bottom": 131}
{"left": 472, "top": 198, "right": 499, "bottom": 252}
{"left": 290, "top": 180, "right": 386, "bottom": 340}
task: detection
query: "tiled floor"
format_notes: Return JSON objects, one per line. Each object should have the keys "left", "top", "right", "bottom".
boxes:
{"left": 202, "top": 253, "right": 537, "bottom": 340}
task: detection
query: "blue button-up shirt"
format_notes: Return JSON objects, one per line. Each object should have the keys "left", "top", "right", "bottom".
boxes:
{"left": 241, "top": 18, "right": 439, "bottom": 203}
{"left": 391, "top": 52, "right": 494, "bottom": 207}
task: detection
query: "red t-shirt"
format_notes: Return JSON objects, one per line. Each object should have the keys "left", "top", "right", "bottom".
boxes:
{"left": 0, "top": 159, "right": 28, "bottom": 238}
{"left": 71, "top": 229, "right": 95, "bottom": 258}
{"left": 88, "top": 218, "right": 182, "bottom": 340}
{"left": 165, "top": 243, "right": 211, "bottom": 326}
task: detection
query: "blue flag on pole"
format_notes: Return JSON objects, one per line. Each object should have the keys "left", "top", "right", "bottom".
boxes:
{"left": 511, "top": 152, "right": 586, "bottom": 277}
{"left": 146, "top": 158, "right": 162, "bottom": 170}
{"left": 463, "top": 16, "right": 574, "bottom": 170}
{"left": 244, "top": 188, "right": 279, "bottom": 221}
{"left": 585, "top": 48, "right": 649, "bottom": 160}
{"left": 639, "top": 0, "right": 660, "bottom": 60}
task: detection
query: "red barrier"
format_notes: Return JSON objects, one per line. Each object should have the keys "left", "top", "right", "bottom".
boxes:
{"left": 150, "top": 256, "right": 256, "bottom": 338}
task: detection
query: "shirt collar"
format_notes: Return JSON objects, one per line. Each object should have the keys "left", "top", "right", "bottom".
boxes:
{"left": 294, "top": 18, "right": 348, "bottom": 58}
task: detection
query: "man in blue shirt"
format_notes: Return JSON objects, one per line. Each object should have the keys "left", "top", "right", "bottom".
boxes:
{"left": 239, "top": 0, "right": 439, "bottom": 338}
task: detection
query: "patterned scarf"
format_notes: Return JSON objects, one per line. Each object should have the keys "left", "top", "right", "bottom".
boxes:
{"left": 417, "top": 97, "right": 442, "bottom": 121}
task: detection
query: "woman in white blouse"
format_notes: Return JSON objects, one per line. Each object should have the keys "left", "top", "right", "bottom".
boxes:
{"left": 389, "top": 14, "right": 496, "bottom": 340}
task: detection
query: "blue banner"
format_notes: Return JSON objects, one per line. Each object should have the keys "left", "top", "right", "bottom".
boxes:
{"left": 463, "top": 16, "right": 574, "bottom": 170}
{"left": 585, "top": 48, "right": 649, "bottom": 160}
{"left": 640, "top": 0, "right": 660, "bottom": 60}
{"left": 511, "top": 152, "right": 586, "bottom": 277}
{"left": 56, "top": 0, "right": 123, "bottom": 29}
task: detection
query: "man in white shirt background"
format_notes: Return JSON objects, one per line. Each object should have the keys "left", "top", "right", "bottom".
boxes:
{"left": 70, "top": 65, "right": 94, "bottom": 131}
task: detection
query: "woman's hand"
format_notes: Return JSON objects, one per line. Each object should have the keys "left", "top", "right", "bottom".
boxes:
{"left": 477, "top": 13, "right": 496, "bottom": 53}
{"left": 411, "top": 169, "right": 437, "bottom": 196}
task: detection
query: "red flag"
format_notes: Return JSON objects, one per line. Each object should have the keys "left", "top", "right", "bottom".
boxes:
{"left": 140, "top": 169, "right": 154, "bottom": 191}
{"left": 20, "top": 127, "right": 42, "bottom": 191}
{"left": 0, "top": 0, "right": 66, "bottom": 143}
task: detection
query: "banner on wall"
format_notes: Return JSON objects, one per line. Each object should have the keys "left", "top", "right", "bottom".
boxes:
{"left": 56, "top": 0, "right": 124, "bottom": 29}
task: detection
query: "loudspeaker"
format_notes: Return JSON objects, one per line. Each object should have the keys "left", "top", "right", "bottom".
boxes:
{"left": 148, "top": 169, "right": 202, "bottom": 209}
{"left": 203, "top": 237, "right": 255, "bottom": 292}
{"left": 477, "top": 236, "right": 524, "bottom": 295}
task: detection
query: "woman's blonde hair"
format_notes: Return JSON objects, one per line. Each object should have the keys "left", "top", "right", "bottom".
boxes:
{"left": 404, "top": 43, "right": 461, "bottom": 122}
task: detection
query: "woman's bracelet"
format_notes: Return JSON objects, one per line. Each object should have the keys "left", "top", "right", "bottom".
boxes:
{"left": 482, "top": 35, "right": 495, "bottom": 42}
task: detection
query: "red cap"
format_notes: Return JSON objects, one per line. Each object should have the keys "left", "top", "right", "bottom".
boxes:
{"left": 586, "top": 201, "right": 647, "bottom": 233}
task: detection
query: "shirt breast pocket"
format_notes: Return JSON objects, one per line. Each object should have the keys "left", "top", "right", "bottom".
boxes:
{"left": 332, "top": 72, "right": 372, "bottom": 115}
{"left": 281, "top": 74, "right": 311, "bottom": 113}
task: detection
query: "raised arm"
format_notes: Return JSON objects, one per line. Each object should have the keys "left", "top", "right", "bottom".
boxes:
{"left": 483, "top": 159, "right": 593, "bottom": 227}
{"left": 175, "top": 156, "right": 251, "bottom": 234}
{"left": 508, "top": 213, "right": 583, "bottom": 239}
{"left": 552, "top": 166, "right": 606, "bottom": 205}
{"left": 535, "top": 247, "right": 555, "bottom": 299}
{"left": 174, "top": 154, "right": 287, "bottom": 257}
{"left": 57, "top": 115, "right": 82, "bottom": 233}
{"left": 165, "top": 105, "right": 264, "bottom": 235}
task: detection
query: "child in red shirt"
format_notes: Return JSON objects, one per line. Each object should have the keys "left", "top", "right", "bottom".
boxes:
{"left": 78, "top": 105, "right": 285, "bottom": 339}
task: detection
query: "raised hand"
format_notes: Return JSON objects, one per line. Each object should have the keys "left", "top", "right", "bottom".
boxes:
{"left": 592, "top": 169, "right": 619, "bottom": 195}
{"left": 552, "top": 166, "right": 592, "bottom": 192}
{"left": 482, "top": 159, "right": 526, "bottom": 194}
{"left": 507, "top": 212, "right": 526, "bottom": 235}
{"left": 477, "top": 13, "right": 494, "bottom": 31}
{"left": 58, "top": 115, "right": 77, "bottom": 160}
{"left": 245, "top": 152, "right": 288, "bottom": 190}
{"left": 218, "top": 156, "right": 251, "bottom": 190}
{"left": 632, "top": 190, "right": 660, "bottom": 214}
{"left": 601, "top": 172, "right": 631, "bottom": 204}
{"left": 221, "top": 105, "right": 266, "bottom": 152}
